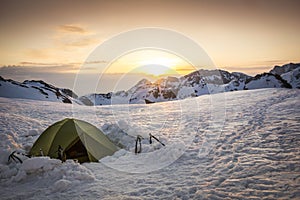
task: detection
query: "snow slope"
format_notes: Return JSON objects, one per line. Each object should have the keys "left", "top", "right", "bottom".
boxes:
{"left": 270, "top": 63, "right": 300, "bottom": 89}
{"left": 245, "top": 73, "right": 291, "bottom": 90}
{"left": 280, "top": 67, "right": 300, "bottom": 89}
{"left": 0, "top": 88, "right": 299, "bottom": 199}
{"left": 0, "top": 76, "right": 79, "bottom": 104}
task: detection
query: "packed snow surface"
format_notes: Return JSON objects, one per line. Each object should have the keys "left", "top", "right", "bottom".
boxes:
{"left": 0, "top": 88, "right": 299, "bottom": 199}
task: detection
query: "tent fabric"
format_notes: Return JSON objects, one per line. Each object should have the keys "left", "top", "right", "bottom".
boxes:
{"left": 29, "top": 118, "right": 118, "bottom": 163}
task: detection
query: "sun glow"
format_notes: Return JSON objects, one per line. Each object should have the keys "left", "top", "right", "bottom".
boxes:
{"left": 139, "top": 57, "right": 178, "bottom": 68}
{"left": 136, "top": 64, "right": 173, "bottom": 77}
{"left": 105, "top": 49, "right": 195, "bottom": 76}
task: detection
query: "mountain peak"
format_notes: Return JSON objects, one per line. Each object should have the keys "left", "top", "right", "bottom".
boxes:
{"left": 270, "top": 63, "right": 300, "bottom": 75}
{"left": 270, "top": 63, "right": 300, "bottom": 89}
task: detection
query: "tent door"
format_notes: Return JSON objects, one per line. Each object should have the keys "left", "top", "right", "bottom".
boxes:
{"left": 65, "top": 138, "right": 90, "bottom": 163}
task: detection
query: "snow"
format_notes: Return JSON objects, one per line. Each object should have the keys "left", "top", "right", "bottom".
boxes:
{"left": 0, "top": 78, "right": 78, "bottom": 104}
{"left": 0, "top": 80, "right": 53, "bottom": 101}
{"left": 281, "top": 67, "right": 300, "bottom": 88}
{"left": 0, "top": 88, "right": 299, "bottom": 199}
{"left": 245, "top": 74, "right": 284, "bottom": 89}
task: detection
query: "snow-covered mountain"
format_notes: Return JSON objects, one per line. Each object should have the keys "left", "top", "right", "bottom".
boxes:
{"left": 0, "top": 76, "right": 79, "bottom": 104}
{"left": 269, "top": 62, "right": 299, "bottom": 75}
{"left": 244, "top": 73, "right": 292, "bottom": 90}
{"left": 1, "top": 62, "right": 298, "bottom": 105}
{"left": 82, "top": 64, "right": 296, "bottom": 105}
{"left": 270, "top": 63, "right": 300, "bottom": 89}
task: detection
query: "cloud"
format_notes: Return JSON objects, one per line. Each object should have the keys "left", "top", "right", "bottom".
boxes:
{"left": 12, "top": 60, "right": 108, "bottom": 73}
{"left": 223, "top": 60, "right": 292, "bottom": 74}
{"left": 64, "top": 38, "right": 98, "bottom": 47}
{"left": 17, "top": 24, "right": 99, "bottom": 64}
{"left": 0, "top": 65, "right": 80, "bottom": 94}
{"left": 0, "top": 65, "right": 153, "bottom": 95}
{"left": 0, "top": 64, "right": 78, "bottom": 75}
{"left": 174, "top": 66, "right": 197, "bottom": 74}
{"left": 24, "top": 48, "right": 53, "bottom": 59}
{"left": 84, "top": 60, "right": 107, "bottom": 64}
{"left": 227, "top": 60, "right": 290, "bottom": 68}
{"left": 224, "top": 66, "right": 271, "bottom": 72}
{"left": 19, "top": 61, "right": 62, "bottom": 66}
{"left": 57, "top": 24, "right": 90, "bottom": 34}
{"left": 258, "top": 59, "right": 290, "bottom": 65}
{"left": 16, "top": 60, "right": 108, "bottom": 69}
{"left": 53, "top": 24, "right": 99, "bottom": 49}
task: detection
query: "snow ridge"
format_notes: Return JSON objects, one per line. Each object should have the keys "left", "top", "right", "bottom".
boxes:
{"left": 270, "top": 63, "right": 300, "bottom": 89}
{"left": 0, "top": 77, "right": 80, "bottom": 104}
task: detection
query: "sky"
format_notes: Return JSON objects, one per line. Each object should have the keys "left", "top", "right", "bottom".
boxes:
{"left": 0, "top": 0, "right": 299, "bottom": 95}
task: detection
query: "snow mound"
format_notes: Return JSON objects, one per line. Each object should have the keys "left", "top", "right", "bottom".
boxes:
{"left": 102, "top": 121, "right": 136, "bottom": 149}
{"left": 1, "top": 156, "right": 95, "bottom": 187}
{"left": 21, "top": 157, "right": 61, "bottom": 174}
{"left": 53, "top": 179, "right": 72, "bottom": 192}
{"left": 103, "top": 120, "right": 167, "bottom": 152}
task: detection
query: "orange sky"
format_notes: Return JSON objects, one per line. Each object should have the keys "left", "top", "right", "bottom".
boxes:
{"left": 0, "top": 0, "right": 299, "bottom": 79}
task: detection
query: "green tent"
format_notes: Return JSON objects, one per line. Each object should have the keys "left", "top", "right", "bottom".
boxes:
{"left": 30, "top": 118, "right": 118, "bottom": 163}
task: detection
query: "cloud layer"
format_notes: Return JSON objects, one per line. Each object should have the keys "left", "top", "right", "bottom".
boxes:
{"left": 57, "top": 24, "right": 90, "bottom": 34}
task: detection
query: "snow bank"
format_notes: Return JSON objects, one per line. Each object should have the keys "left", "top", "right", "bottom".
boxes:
{"left": 21, "top": 157, "right": 61, "bottom": 174}
{"left": 1, "top": 156, "right": 95, "bottom": 193}
{"left": 102, "top": 121, "right": 136, "bottom": 149}
{"left": 102, "top": 120, "right": 167, "bottom": 151}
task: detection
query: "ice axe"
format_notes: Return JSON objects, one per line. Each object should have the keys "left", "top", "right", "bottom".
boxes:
{"left": 149, "top": 133, "right": 165, "bottom": 146}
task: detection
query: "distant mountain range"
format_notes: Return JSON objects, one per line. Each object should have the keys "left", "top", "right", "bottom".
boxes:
{"left": 0, "top": 63, "right": 299, "bottom": 105}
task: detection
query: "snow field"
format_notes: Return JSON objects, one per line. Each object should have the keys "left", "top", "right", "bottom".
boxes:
{"left": 0, "top": 88, "right": 299, "bottom": 199}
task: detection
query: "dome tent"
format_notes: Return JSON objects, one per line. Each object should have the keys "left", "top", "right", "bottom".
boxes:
{"left": 30, "top": 118, "right": 118, "bottom": 163}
